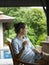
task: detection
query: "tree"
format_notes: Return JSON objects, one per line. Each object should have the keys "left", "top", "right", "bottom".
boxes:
{"left": 0, "top": 7, "right": 47, "bottom": 46}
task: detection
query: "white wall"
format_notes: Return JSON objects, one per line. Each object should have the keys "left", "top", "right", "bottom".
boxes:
{"left": 0, "top": 23, "right": 4, "bottom": 47}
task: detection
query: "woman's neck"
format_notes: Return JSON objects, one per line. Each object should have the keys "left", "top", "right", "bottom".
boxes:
{"left": 17, "top": 34, "right": 24, "bottom": 40}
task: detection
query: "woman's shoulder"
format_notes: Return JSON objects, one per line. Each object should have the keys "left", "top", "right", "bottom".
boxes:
{"left": 12, "top": 37, "right": 19, "bottom": 43}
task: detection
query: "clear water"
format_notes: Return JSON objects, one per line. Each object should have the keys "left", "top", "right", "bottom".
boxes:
{"left": 0, "top": 50, "right": 12, "bottom": 59}
{"left": 4, "top": 50, "right": 12, "bottom": 59}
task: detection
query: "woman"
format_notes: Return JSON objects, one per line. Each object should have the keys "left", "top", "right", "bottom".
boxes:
{"left": 12, "top": 22, "right": 42, "bottom": 63}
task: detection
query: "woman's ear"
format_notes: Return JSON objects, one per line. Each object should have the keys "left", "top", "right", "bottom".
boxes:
{"left": 20, "top": 28, "right": 23, "bottom": 33}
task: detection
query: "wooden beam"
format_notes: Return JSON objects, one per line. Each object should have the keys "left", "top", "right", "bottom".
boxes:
{"left": 46, "top": 0, "right": 49, "bottom": 36}
{"left": 0, "top": 0, "right": 46, "bottom": 6}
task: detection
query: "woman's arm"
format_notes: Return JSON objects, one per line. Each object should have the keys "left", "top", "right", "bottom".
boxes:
{"left": 15, "top": 47, "right": 25, "bottom": 60}
{"left": 14, "top": 41, "right": 28, "bottom": 60}
{"left": 32, "top": 48, "right": 43, "bottom": 55}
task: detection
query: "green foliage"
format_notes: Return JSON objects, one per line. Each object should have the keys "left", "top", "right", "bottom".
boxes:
{"left": 0, "top": 7, "right": 47, "bottom": 46}
{"left": 27, "top": 27, "right": 37, "bottom": 46}
{"left": 29, "top": 8, "right": 47, "bottom": 37}
{"left": 36, "top": 33, "right": 47, "bottom": 46}
{"left": 9, "top": 28, "right": 16, "bottom": 39}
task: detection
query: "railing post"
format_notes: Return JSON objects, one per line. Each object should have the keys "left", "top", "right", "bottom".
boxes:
{"left": 46, "top": 0, "right": 49, "bottom": 36}
{"left": 0, "top": 51, "right": 4, "bottom": 59}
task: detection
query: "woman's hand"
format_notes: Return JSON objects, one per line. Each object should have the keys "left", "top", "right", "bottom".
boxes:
{"left": 22, "top": 41, "right": 28, "bottom": 49}
{"left": 33, "top": 49, "right": 42, "bottom": 55}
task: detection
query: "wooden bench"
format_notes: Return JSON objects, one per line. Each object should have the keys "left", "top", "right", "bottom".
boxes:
{"left": 6, "top": 41, "right": 46, "bottom": 65}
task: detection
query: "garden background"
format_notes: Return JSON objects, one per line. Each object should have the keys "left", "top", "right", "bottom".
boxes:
{"left": 0, "top": 7, "right": 47, "bottom": 46}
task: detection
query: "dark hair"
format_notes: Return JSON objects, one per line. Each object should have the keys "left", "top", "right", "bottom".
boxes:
{"left": 14, "top": 22, "right": 26, "bottom": 34}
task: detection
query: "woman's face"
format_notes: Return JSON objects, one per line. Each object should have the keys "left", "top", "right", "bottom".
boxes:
{"left": 20, "top": 25, "right": 28, "bottom": 35}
